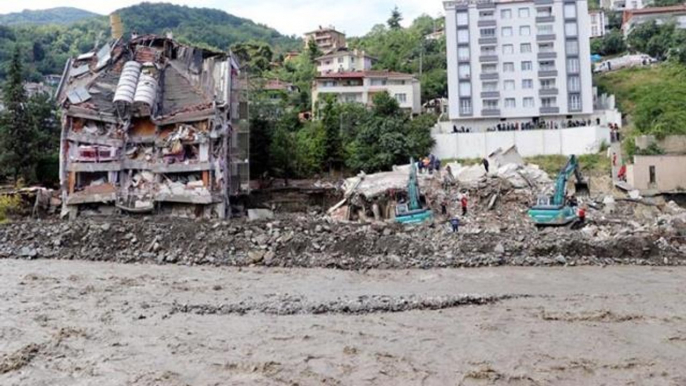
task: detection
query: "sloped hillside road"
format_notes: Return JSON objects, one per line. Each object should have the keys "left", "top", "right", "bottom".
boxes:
{"left": 1, "top": 260, "right": 685, "bottom": 385}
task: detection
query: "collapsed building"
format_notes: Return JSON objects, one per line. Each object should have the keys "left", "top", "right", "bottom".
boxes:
{"left": 56, "top": 35, "right": 249, "bottom": 219}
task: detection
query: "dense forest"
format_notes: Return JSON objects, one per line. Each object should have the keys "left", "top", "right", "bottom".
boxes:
{"left": 0, "top": 7, "right": 99, "bottom": 26}
{"left": 0, "top": 2, "right": 301, "bottom": 81}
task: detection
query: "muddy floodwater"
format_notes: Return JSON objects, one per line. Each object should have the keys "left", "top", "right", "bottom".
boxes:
{"left": 1, "top": 260, "right": 685, "bottom": 385}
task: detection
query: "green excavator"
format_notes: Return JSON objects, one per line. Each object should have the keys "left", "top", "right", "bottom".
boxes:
{"left": 528, "top": 155, "right": 590, "bottom": 227}
{"left": 395, "top": 159, "right": 433, "bottom": 224}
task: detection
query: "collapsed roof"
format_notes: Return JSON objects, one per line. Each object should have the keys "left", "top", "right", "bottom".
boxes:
{"left": 56, "top": 34, "right": 240, "bottom": 125}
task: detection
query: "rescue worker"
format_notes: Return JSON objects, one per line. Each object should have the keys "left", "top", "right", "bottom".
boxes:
{"left": 449, "top": 217, "right": 460, "bottom": 233}
{"left": 482, "top": 158, "right": 490, "bottom": 173}
{"left": 461, "top": 194, "right": 468, "bottom": 216}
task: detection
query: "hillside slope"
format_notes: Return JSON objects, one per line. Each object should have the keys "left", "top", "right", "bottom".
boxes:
{"left": 0, "top": 7, "right": 99, "bottom": 26}
{"left": 0, "top": 2, "right": 300, "bottom": 81}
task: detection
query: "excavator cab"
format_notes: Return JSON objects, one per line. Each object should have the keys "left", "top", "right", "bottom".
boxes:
{"left": 528, "top": 155, "right": 589, "bottom": 227}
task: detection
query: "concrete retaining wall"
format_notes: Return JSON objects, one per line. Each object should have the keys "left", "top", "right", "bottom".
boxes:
{"left": 432, "top": 126, "right": 611, "bottom": 159}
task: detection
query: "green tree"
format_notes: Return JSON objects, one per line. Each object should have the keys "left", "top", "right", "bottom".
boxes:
{"left": 319, "top": 94, "right": 342, "bottom": 171}
{"left": 591, "top": 30, "right": 627, "bottom": 56}
{"left": 388, "top": 6, "right": 403, "bottom": 30}
{"left": 306, "top": 39, "right": 321, "bottom": 62}
{"left": 344, "top": 92, "right": 435, "bottom": 173}
{"left": 27, "top": 93, "right": 60, "bottom": 185}
{"left": 269, "top": 125, "right": 296, "bottom": 181}
{"left": 0, "top": 46, "right": 36, "bottom": 182}
{"left": 294, "top": 121, "right": 327, "bottom": 176}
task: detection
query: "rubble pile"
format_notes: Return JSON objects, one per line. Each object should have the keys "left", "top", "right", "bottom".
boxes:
{"left": 1, "top": 206, "right": 684, "bottom": 269}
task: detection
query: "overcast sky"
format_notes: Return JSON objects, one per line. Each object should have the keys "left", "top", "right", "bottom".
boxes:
{"left": 0, "top": 0, "right": 445, "bottom": 36}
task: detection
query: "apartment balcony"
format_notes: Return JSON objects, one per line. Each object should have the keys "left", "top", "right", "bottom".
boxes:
{"left": 480, "top": 72, "right": 499, "bottom": 80}
{"left": 539, "top": 88, "right": 559, "bottom": 96}
{"left": 458, "top": 56, "right": 471, "bottom": 63}
{"left": 480, "top": 91, "right": 500, "bottom": 98}
{"left": 481, "top": 108, "right": 501, "bottom": 116}
{"left": 537, "top": 34, "right": 556, "bottom": 42}
{"left": 569, "top": 105, "right": 583, "bottom": 112}
{"left": 476, "top": 1, "right": 496, "bottom": 9}
{"left": 538, "top": 52, "right": 557, "bottom": 59}
{"left": 538, "top": 69, "right": 558, "bottom": 77}
{"left": 535, "top": 16, "right": 555, "bottom": 23}
{"left": 478, "top": 37, "right": 498, "bottom": 45}
{"left": 477, "top": 19, "right": 497, "bottom": 27}
{"left": 539, "top": 106, "right": 560, "bottom": 114}
{"left": 479, "top": 55, "right": 498, "bottom": 62}
{"left": 458, "top": 74, "right": 472, "bottom": 80}
{"left": 534, "top": 0, "right": 553, "bottom": 4}
{"left": 460, "top": 109, "right": 473, "bottom": 117}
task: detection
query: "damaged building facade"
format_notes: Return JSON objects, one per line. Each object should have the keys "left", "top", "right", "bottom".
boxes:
{"left": 56, "top": 35, "right": 249, "bottom": 219}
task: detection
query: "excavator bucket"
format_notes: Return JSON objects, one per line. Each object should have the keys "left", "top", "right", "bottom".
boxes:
{"left": 574, "top": 180, "right": 590, "bottom": 197}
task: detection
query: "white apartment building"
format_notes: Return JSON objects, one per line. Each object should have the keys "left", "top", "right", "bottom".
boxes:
{"left": 444, "top": 0, "right": 593, "bottom": 123}
{"left": 312, "top": 71, "right": 422, "bottom": 114}
{"left": 589, "top": 10, "right": 607, "bottom": 38}
{"left": 315, "top": 48, "right": 375, "bottom": 74}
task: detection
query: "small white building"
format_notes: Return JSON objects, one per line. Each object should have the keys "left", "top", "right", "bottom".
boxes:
{"left": 622, "top": 5, "right": 686, "bottom": 37}
{"left": 315, "top": 48, "right": 375, "bottom": 75}
{"left": 312, "top": 71, "right": 422, "bottom": 114}
{"left": 589, "top": 10, "right": 607, "bottom": 38}
{"left": 601, "top": 0, "right": 645, "bottom": 11}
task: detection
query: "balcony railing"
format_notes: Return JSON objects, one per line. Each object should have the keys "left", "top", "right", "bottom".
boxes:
{"left": 538, "top": 52, "right": 557, "bottom": 59}
{"left": 537, "top": 34, "right": 556, "bottom": 41}
{"left": 481, "top": 108, "right": 501, "bottom": 116}
{"left": 539, "top": 88, "right": 559, "bottom": 96}
{"left": 480, "top": 91, "right": 500, "bottom": 98}
{"left": 539, "top": 106, "right": 559, "bottom": 114}
{"left": 480, "top": 72, "right": 499, "bottom": 80}
{"left": 538, "top": 69, "right": 558, "bottom": 77}
{"left": 479, "top": 55, "right": 498, "bottom": 62}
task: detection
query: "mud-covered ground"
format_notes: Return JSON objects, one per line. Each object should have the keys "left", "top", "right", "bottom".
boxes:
{"left": 1, "top": 259, "right": 685, "bottom": 385}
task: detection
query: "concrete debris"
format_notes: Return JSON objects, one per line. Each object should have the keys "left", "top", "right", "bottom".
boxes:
{"left": 248, "top": 209, "right": 275, "bottom": 222}
{"left": 0, "top": 205, "right": 684, "bottom": 269}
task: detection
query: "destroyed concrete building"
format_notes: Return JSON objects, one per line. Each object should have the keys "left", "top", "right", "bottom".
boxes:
{"left": 55, "top": 35, "right": 249, "bottom": 218}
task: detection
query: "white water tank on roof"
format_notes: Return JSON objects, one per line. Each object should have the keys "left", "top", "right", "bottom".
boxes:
{"left": 113, "top": 61, "right": 142, "bottom": 104}
{"left": 134, "top": 74, "right": 158, "bottom": 107}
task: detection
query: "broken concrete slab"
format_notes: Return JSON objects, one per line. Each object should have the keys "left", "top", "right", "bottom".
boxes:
{"left": 248, "top": 209, "right": 275, "bottom": 222}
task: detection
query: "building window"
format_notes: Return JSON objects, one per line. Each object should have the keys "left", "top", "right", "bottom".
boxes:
{"left": 505, "top": 98, "right": 516, "bottom": 108}
{"left": 484, "top": 99, "right": 499, "bottom": 109}
{"left": 539, "top": 42, "right": 554, "bottom": 52}
{"left": 503, "top": 62, "right": 515, "bottom": 72}
{"left": 520, "top": 26, "right": 531, "bottom": 36}
{"left": 481, "top": 28, "right": 496, "bottom": 37}
{"left": 523, "top": 97, "right": 535, "bottom": 107}
{"left": 458, "top": 63, "right": 471, "bottom": 79}
{"left": 479, "top": 10, "right": 494, "bottom": 19}
{"left": 649, "top": 165, "right": 656, "bottom": 184}
{"left": 459, "top": 82, "right": 471, "bottom": 97}
{"left": 501, "top": 9, "right": 512, "bottom": 19}
{"left": 481, "top": 45, "right": 496, "bottom": 55}
{"left": 482, "top": 63, "right": 497, "bottom": 73}
{"left": 502, "top": 27, "right": 513, "bottom": 37}
{"left": 457, "top": 11, "right": 469, "bottom": 25}
{"left": 541, "top": 97, "right": 557, "bottom": 107}
{"left": 539, "top": 60, "right": 555, "bottom": 71}
{"left": 537, "top": 6, "right": 552, "bottom": 17}
{"left": 540, "top": 79, "right": 556, "bottom": 89}
{"left": 564, "top": 3, "right": 577, "bottom": 19}
{"left": 458, "top": 29, "right": 470, "bottom": 43}
{"left": 338, "top": 57, "right": 344, "bottom": 63}
{"left": 568, "top": 76, "right": 580, "bottom": 92}
{"left": 460, "top": 99, "right": 472, "bottom": 114}
{"left": 343, "top": 94, "right": 357, "bottom": 102}
{"left": 395, "top": 93, "right": 407, "bottom": 103}
{"left": 522, "top": 79, "right": 533, "bottom": 89}
{"left": 503, "top": 44, "right": 514, "bottom": 54}
{"left": 565, "top": 40, "right": 579, "bottom": 55}
{"left": 458, "top": 46, "right": 470, "bottom": 61}
{"left": 370, "top": 78, "right": 386, "bottom": 86}
{"left": 521, "top": 61, "right": 533, "bottom": 71}
{"left": 482, "top": 81, "right": 498, "bottom": 91}
{"left": 504, "top": 80, "right": 515, "bottom": 90}
{"left": 569, "top": 93, "right": 581, "bottom": 110}
{"left": 519, "top": 8, "right": 530, "bottom": 18}
{"left": 537, "top": 24, "right": 553, "bottom": 35}
{"left": 567, "top": 58, "right": 580, "bottom": 73}
{"left": 521, "top": 43, "right": 532, "bottom": 53}
{"left": 565, "top": 22, "right": 578, "bottom": 37}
